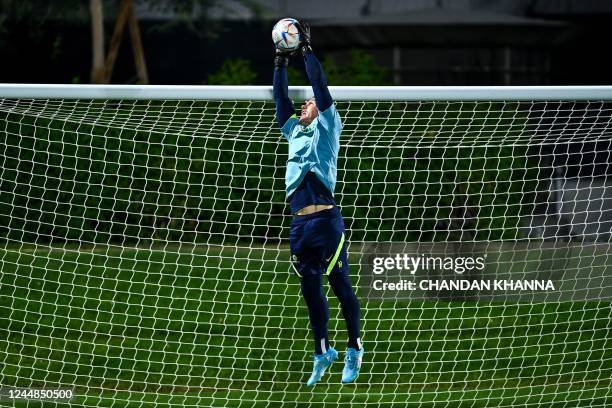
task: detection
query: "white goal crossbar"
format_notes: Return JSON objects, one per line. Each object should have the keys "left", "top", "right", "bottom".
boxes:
{"left": 1, "top": 84, "right": 612, "bottom": 101}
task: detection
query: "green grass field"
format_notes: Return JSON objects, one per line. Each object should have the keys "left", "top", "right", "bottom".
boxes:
{"left": 1, "top": 245, "right": 611, "bottom": 407}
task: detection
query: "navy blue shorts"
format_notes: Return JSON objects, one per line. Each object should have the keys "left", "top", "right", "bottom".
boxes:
{"left": 289, "top": 206, "right": 349, "bottom": 277}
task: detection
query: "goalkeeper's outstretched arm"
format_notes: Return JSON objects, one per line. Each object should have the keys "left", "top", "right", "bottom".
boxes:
{"left": 298, "top": 21, "right": 333, "bottom": 112}
{"left": 304, "top": 53, "right": 332, "bottom": 112}
{"left": 273, "top": 54, "right": 295, "bottom": 128}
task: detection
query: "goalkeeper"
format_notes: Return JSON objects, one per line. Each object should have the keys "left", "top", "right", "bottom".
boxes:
{"left": 273, "top": 20, "right": 363, "bottom": 386}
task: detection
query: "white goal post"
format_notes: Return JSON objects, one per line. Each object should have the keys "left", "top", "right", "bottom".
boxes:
{"left": 1, "top": 84, "right": 611, "bottom": 407}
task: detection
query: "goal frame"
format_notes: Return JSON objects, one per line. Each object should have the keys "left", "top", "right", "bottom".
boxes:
{"left": 1, "top": 84, "right": 612, "bottom": 101}
{"left": 1, "top": 83, "right": 611, "bottom": 406}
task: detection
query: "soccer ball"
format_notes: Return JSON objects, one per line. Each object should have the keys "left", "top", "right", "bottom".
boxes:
{"left": 272, "top": 18, "right": 300, "bottom": 52}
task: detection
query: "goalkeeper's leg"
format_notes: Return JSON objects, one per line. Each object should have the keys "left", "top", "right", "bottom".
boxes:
{"left": 324, "top": 209, "right": 363, "bottom": 383}
{"left": 291, "top": 207, "right": 362, "bottom": 385}
{"left": 329, "top": 265, "right": 363, "bottom": 383}
{"left": 300, "top": 273, "right": 338, "bottom": 386}
{"left": 291, "top": 213, "right": 338, "bottom": 386}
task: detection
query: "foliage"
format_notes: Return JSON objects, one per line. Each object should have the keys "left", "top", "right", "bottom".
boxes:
{"left": 0, "top": 0, "right": 261, "bottom": 39}
{"left": 0, "top": 0, "right": 89, "bottom": 24}
{"left": 286, "top": 65, "right": 309, "bottom": 85}
{"left": 0, "top": 0, "right": 87, "bottom": 50}
{"left": 207, "top": 58, "right": 257, "bottom": 84}
{"left": 335, "top": 100, "right": 537, "bottom": 241}
{"left": 285, "top": 50, "right": 390, "bottom": 86}
{"left": 323, "top": 49, "right": 391, "bottom": 85}
{"left": 0, "top": 99, "right": 538, "bottom": 245}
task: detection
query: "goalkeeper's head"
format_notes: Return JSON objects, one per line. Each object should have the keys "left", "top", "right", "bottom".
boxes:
{"left": 299, "top": 98, "right": 318, "bottom": 125}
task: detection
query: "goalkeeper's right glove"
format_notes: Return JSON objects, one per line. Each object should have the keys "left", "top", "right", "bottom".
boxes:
{"left": 274, "top": 47, "right": 294, "bottom": 68}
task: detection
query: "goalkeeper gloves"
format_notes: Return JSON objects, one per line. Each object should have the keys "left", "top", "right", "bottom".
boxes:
{"left": 274, "top": 47, "right": 293, "bottom": 68}
{"left": 295, "top": 19, "right": 312, "bottom": 56}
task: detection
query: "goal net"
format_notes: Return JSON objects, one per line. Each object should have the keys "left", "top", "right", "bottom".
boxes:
{"left": 1, "top": 85, "right": 610, "bottom": 407}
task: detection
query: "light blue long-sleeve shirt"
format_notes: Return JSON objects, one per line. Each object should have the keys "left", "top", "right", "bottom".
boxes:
{"left": 281, "top": 104, "right": 343, "bottom": 198}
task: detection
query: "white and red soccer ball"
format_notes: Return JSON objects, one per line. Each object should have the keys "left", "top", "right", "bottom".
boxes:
{"left": 272, "top": 18, "right": 301, "bottom": 52}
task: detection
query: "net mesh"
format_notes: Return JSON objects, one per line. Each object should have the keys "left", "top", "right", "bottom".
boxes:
{"left": 1, "top": 96, "right": 611, "bottom": 406}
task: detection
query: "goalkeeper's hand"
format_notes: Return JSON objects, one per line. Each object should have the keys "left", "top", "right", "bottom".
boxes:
{"left": 274, "top": 46, "right": 294, "bottom": 68}
{"left": 295, "top": 19, "right": 312, "bottom": 56}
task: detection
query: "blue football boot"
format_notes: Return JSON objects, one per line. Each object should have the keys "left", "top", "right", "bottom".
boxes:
{"left": 341, "top": 347, "right": 364, "bottom": 384}
{"left": 306, "top": 347, "right": 338, "bottom": 386}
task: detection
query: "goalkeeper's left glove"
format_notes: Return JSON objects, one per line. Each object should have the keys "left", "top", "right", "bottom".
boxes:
{"left": 295, "top": 19, "right": 312, "bottom": 56}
